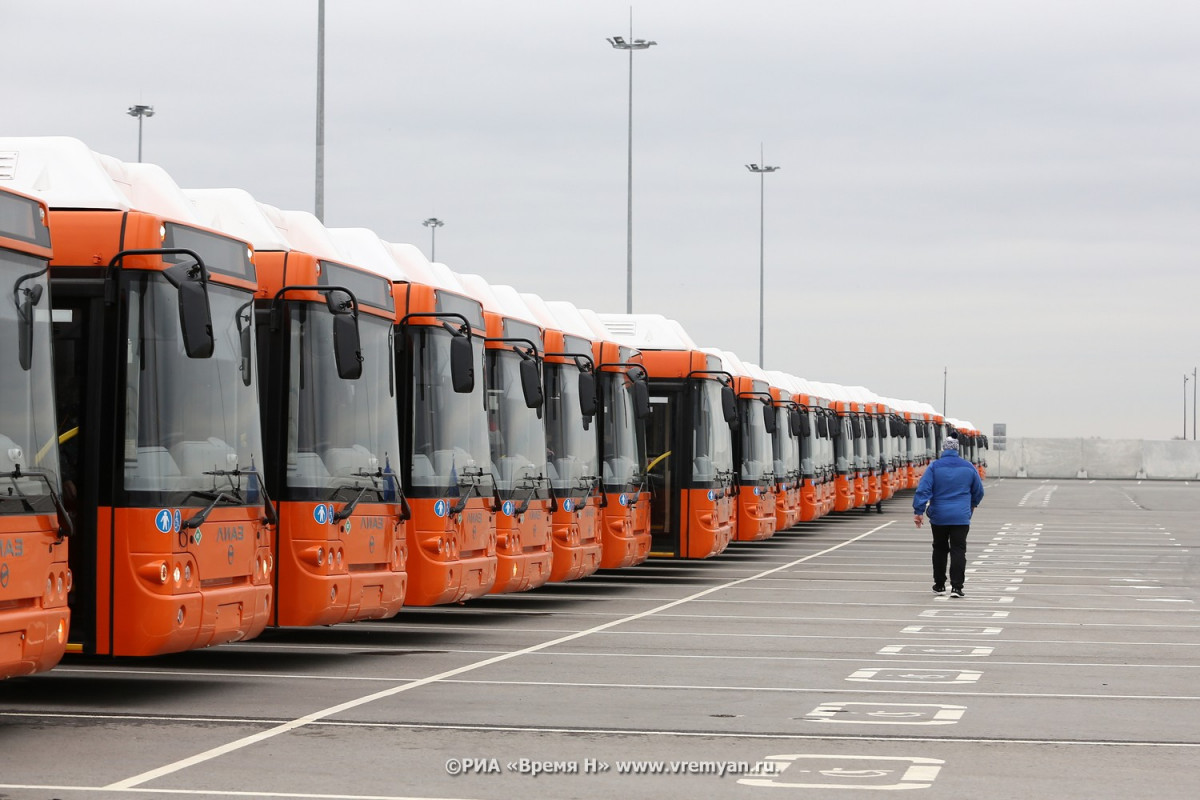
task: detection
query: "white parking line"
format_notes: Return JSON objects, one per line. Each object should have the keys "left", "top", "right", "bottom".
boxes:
{"left": 103, "top": 523, "right": 895, "bottom": 790}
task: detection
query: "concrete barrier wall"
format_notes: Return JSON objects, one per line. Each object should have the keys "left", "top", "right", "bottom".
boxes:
{"left": 988, "top": 438, "right": 1200, "bottom": 480}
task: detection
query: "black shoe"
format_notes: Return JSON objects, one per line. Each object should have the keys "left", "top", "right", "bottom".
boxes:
{"left": 950, "top": 588, "right": 964, "bottom": 598}
{"left": 932, "top": 585, "right": 946, "bottom": 595}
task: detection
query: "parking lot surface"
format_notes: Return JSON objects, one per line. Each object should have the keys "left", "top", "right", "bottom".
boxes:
{"left": 2, "top": 478, "right": 1197, "bottom": 799}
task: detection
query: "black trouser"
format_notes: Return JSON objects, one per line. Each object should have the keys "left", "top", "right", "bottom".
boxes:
{"left": 930, "top": 524, "right": 969, "bottom": 590}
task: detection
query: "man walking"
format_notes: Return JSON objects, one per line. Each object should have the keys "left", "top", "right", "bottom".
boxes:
{"left": 913, "top": 436, "right": 984, "bottom": 597}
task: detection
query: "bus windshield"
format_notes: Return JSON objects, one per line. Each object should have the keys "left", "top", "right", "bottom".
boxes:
{"left": 0, "top": 253, "right": 59, "bottom": 508}
{"left": 486, "top": 349, "right": 547, "bottom": 495}
{"left": 285, "top": 310, "right": 400, "bottom": 498}
{"left": 740, "top": 399, "right": 771, "bottom": 482}
{"left": 692, "top": 380, "right": 733, "bottom": 485}
{"left": 123, "top": 277, "right": 264, "bottom": 501}
{"left": 408, "top": 326, "right": 490, "bottom": 491}
{"left": 773, "top": 407, "right": 796, "bottom": 481}
{"left": 600, "top": 371, "right": 641, "bottom": 491}
{"left": 544, "top": 362, "right": 598, "bottom": 497}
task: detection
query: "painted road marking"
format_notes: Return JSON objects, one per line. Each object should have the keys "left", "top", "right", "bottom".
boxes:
{"left": 919, "top": 609, "right": 1010, "bottom": 618}
{"left": 847, "top": 668, "right": 982, "bottom": 684}
{"left": 739, "top": 755, "right": 943, "bottom": 790}
{"left": 933, "top": 594, "right": 1013, "bottom": 603}
{"left": 878, "top": 645, "right": 994, "bottom": 657}
{"left": 102, "top": 521, "right": 899, "bottom": 790}
{"left": 902, "top": 625, "right": 1004, "bottom": 635}
{"left": 804, "top": 702, "right": 967, "bottom": 725}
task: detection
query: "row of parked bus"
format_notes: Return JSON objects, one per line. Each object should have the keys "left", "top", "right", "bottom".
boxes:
{"left": 0, "top": 137, "right": 988, "bottom": 680}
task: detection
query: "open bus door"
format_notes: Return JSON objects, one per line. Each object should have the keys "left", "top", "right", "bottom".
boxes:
{"left": 0, "top": 186, "right": 71, "bottom": 678}
{"left": 598, "top": 315, "right": 734, "bottom": 559}
{"left": 3, "top": 138, "right": 274, "bottom": 656}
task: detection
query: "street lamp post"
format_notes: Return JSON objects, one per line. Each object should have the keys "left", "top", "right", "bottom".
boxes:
{"left": 126, "top": 104, "right": 155, "bottom": 162}
{"left": 422, "top": 217, "right": 444, "bottom": 262}
{"left": 1184, "top": 373, "right": 1190, "bottom": 440}
{"left": 607, "top": 20, "right": 656, "bottom": 314}
{"left": 1193, "top": 367, "right": 1196, "bottom": 440}
{"left": 745, "top": 150, "right": 779, "bottom": 366}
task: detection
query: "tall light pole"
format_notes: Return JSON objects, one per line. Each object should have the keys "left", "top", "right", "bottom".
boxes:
{"left": 1193, "top": 367, "right": 1196, "bottom": 440}
{"left": 423, "top": 217, "right": 444, "bottom": 262}
{"left": 745, "top": 148, "right": 779, "bottom": 366}
{"left": 608, "top": 16, "right": 656, "bottom": 314}
{"left": 1184, "top": 373, "right": 1190, "bottom": 440}
{"left": 126, "top": 104, "right": 154, "bottom": 162}
{"left": 315, "top": 0, "right": 326, "bottom": 222}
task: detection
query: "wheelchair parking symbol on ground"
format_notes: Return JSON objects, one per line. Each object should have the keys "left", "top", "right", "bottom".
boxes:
{"left": 738, "top": 754, "right": 943, "bottom": 789}
{"left": 804, "top": 702, "right": 967, "bottom": 725}
{"left": 847, "top": 668, "right": 982, "bottom": 684}
{"left": 878, "top": 644, "right": 994, "bottom": 657}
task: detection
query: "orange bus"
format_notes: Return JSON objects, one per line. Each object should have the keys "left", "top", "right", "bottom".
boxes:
{"left": 455, "top": 275, "right": 554, "bottom": 594}
{"left": 187, "top": 191, "right": 407, "bottom": 626}
{"left": 331, "top": 234, "right": 497, "bottom": 606}
{"left": 571, "top": 306, "right": 652, "bottom": 569}
{"left": 598, "top": 314, "right": 735, "bottom": 559}
{"left": 518, "top": 294, "right": 606, "bottom": 582}
{"left": 706, "top": 350, "right": 776, "bottom": 542}
{"left": 3, "top": 137, "right": 273, "bottom": 656}
{"left": 0, "top": 185, "right": 71, "bottom": 678}
{"left": 760, "top": 371, "right": 803, "bottom": 531}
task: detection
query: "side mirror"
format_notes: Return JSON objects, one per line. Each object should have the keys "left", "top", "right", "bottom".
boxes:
{"left": 793, "top": 409, "right": 807, "bottom": 438}
{"left": 164, "top": 261, "right": 214, "bottom": 359}
{"left": 450, "top": 330, "right": 475, "bottom": 393}
{"left": 762, "top": 403, "right": 777, "bottom": 435}
{"left": 721, "top": 384, "right": 738, "bottom": 426}
{"left": 850, "top": 416, "right": 862, "bottom": 438}
{"left": 578, "top": 370, "right": 597, "bottom": 417}
{"left": 16, "top": 283, "right": 43, "bottom": 371}
{"left": 817, "top": 415, "right": 829, "bottom": 438}
{"left": 236, "top": 302, "right": 254, "bottom": 386}
{"left": 633, "top": 377, "right": 650, "bottom": 419}
{"left": 519, "top": 355, "right": 543, "bottom": 409}
{"left": 332, "top": 312, "right": 363, "bottom": 380}
{"left": 865, "top": 418, "right": 875, "bottom": 438}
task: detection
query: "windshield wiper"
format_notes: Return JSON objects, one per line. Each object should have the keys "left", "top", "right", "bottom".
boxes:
{"left": 1, "top": 467, "right": 73, "bottom": 537}
{"left": 181, "top": 492, "right": 230, "bottom": 530}
{"left": 332, "top": 486, "right": 369, "bottom": 522}
{"left": 448, "top": 466, "right": 502, "bottom": 515}
{"left": 203, "top": 465, "right": 278, "bottom": 525}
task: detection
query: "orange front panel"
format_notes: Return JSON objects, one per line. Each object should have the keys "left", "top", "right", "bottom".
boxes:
{"left": 0, "top": 515, "right": 70, "bottom": 679}
{"left": 107, "top": 506, "right": 271, "bottom": 657}
{"left": 867, "top": 474, "right": 882, "bottom": 505}
{"left": 404, "top": 497, "right": 497, "bottom": 606}
{"left": 491, "top": 502, "right": 553, "bottom": 594}
{"left": 598, "top": 490, "right": 648, "bottom": 569}
{"left": 774, "top": 485, "right": 801, "bottom": 531}
{"left": 548, "top": 497, "right": 603, "bottom": 583}
{"left": 736, "top": 486, "right": 777, "bottom": 542}
{"left": 274, "top": 502, "right": 406, "bottom": 627}
{"left": 853, "top": 476, "right": 867, "bottom": 508}
{"left": 834, "top": 476, "right": 855, "bottom": 513}
{"left": 681, "top": 488, "right": 733, "bottom": 559}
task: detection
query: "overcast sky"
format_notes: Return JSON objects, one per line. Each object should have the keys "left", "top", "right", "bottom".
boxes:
{"left": 7, "top": 1, "right": 1200, "bottom": 440}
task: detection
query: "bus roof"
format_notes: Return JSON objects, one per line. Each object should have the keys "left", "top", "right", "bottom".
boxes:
{"left": 596, "top": 313, "right": 699, "bottom": 350}
{"left": 0, "top": 136, "right": 131, "bottom": 210}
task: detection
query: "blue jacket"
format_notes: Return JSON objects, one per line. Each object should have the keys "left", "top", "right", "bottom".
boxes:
{"left": 913, "top": 451, "right": 984, "bottom": 525}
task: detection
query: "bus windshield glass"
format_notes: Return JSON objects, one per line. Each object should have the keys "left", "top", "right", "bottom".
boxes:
{"left": 122, "top": 277, "right": 264, "bottom": 501}
{"left": 285, "top": 310, "right": 400, "bottom": 498}
{"left": 600, "top": 371, "right": 641, "bottom": 490}
{"left": 773, "top": 406, "right": 796, "bottom": 481}
{"left": 740, "top": 399, "right": 771, "bottom": 482}
{"left": 408, "top": 326, "right": 490, "bottom": 492}
{"left": 692, "top": 379, "right": 733, "bottom": 485}
{"left": 544, "top": 362, "right": 598, "bottom": 497}
{"left": 0, "top": 252, "right": 59, "bottom": 508}
{"left": 485, "top": 349, "right": 547, "bottom": 495}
